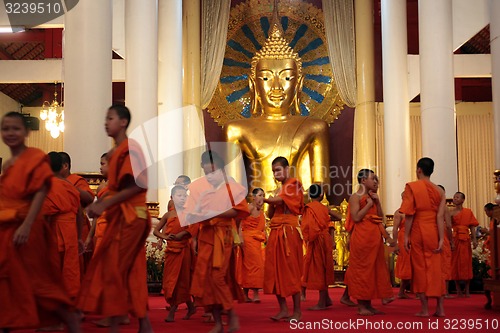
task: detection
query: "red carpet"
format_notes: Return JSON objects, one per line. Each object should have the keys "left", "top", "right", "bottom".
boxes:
{"left": 18, "top": 288, "right": 499, "bottom": 332}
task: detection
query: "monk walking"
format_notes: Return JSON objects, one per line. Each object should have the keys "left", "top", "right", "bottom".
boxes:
{"left": 263, "top": 156, "right": 304, "bottom": 322}
{"left": 187, "top": 150, "right": 249, "bottom": 333}
{"left": 44, "top": 151, "right": 83, "bottom": 300}
{"left": 0, "top": 112, "right": 81, "bottom": 333}
{"left": 153, "top": 185, "right": 196, "bottom": 322}
{"left": 401, "top": 157, "right": 446, "bottom": 317}
{"left": 59, "top": 151, "right": 95, "bottom": 274}
{"left": 78, "top": 105, "right": 153, "bottom": 333}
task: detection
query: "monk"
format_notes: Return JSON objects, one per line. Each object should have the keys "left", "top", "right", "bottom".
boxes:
{"left": 43, "top": 151, "right": 83, "bottom": 300}
{"left": 344, "top": 169, "right": 393, "bottom": 316}
{"left": 392, "top": 200, "right": 412, "bottom": 299}
{"left": 483, "top": 202, "right": 498, "bottom": 309}
{"left": 78, "top": 105, "right": 153, "bottom": 333}
{"left": 240, "top": 187, "right": 266, "bottom": 303}
{"left": 301, "top": 184, "right": 335, "bottom": 310}
{"left": 59, "top": 151, "right": 95, "bottom": 273}
{"left": 450, "top": 191, "right": 478, "bottom": 297}
{"left": 166, "top": 175, "right": 191, "bottom": 212}
{"left": 153, "top": 185, "right": 196, "bottom": 322}
{"left": 263, "top": 156, "right": 304, "bottom": 322}
{"left": 0, "top": 111, "right": 80, "bottom": 333}
{"left": 401, "top": 157, "right": 446, "bottom": 317}
{"left": 437, "top": 185, "right": 454, "bottom": 299}
{"left": 187, "top": 150, "right": 249, "bottom": 333}
{"left": 82, "top": 153, "right": 130, "bottom": 328}
{"left": 85, "top": 153, "right": 109, "bottom": 254}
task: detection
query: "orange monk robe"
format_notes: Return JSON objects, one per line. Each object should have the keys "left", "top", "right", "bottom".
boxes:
{"left": 162, "top": 214, "right": 197, "bottom": 306}
{"left": 395, "top": 218, "right": 412, "bottom": 280}
{"left": 189, "top": 180, "right": 249, "bottom": 310}
{"left": 67, "top": 173, "right": 94, "bottom": 273}
{"left": 301, "top": 201, "right": 334, "bottom": 290}
{"left": 78, "top": 139, "right": 151, "bottom": 318}
{"left": 93, "top": 185, "right": 110, "bottom": 254}
{"left": 0, "top": 148, "right": 71, "bottom": 329}
{"left": 43, "top": 177, "right": 81, "bottom": 299}
{"left": 441, "top": 223, "right": 452, "bottom": 281}
{"left": 344, "top": 195, "right": 393, "bottom": 300}
{"left": 264, "top": 178, "right": 304, "bottom": 297}
{"left": 484, "top": 217, "right": 496, "bottom": 276}
{"left": 240, "top": 211, "right": 266, "bottom": 289}
{"left": 400, "top": 180, "right": 445, "bottom": 297}
{"left": 451, "top": 208, "right": 479, "bottom": 280}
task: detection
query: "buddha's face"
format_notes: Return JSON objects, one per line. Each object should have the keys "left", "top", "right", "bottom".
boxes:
{"left": 254, "top": 58, "right": 300, "bottom": 116}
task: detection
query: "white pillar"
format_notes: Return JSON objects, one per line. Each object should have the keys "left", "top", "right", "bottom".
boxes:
{"left": 419, "top": 0, "right": 458, "bottom": 193}
{"left": 491, "top": 0, "right": 500, "bottom": 169}
{"left": 125, "top": 0, "right": 158, "bottom": 201}
{"left": 158, "top": 0, "right": 183, "bottom": 211}
{"left": 63, "top": 0, "right": 112, "bottom": 172}
{"left": 381, "top": 0, "right": 411, "bottom": 213}
{"left": 353, "top": 0, "right": 377, "bottom": 183}
{"left": 183, "top": 0, "right": 205, "bottom": 180}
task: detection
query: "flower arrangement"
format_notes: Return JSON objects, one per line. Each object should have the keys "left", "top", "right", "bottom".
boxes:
{"left": 146, "top": 241, "right": 166, "bottom": 283}
{"left": 472, "top": 238, "right": 491, "bottom": 280}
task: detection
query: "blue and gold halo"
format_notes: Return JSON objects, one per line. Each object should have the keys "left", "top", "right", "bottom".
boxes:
{"left": 207, "top": 0, "right": 344, "bottom": 126}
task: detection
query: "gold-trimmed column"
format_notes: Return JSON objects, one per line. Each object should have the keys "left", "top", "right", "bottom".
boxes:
{"left": 353, "top": 0, "right": 377, "bottom": 186}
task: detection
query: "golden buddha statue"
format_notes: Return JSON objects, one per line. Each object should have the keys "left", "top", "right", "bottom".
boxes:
{"left": 224, "top": 22, "right": 330, "bottom": 193}
{"left": 334, "top": 199, "right": 350, "bottom": 269}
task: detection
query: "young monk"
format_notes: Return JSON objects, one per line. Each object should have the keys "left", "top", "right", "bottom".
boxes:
{"left": 301, "top": 184, "right": 335, "bottom": 310}
{"left": 450, "top": 191, "right": 478, "bottom": 297}
{"left": 78, "top": 105, "right": 153, "bottom": 333}
{"left": 0, "top": 111, "right": 81, "bottom": 333}
{"left": 153, "top": 185, "right": 196, "bottom": 322}
{"left": 401, "top": 157, "right": 446, "bottom": 317}
{"left": 83, "top": 153, "right": 130, "bottom": 328}
{"left": 344, "top": 169, "right": 394, "bottom": 316}
{"left": 483, "top": 202, "right": 498, "bottom": 309}
{"left": 263, "top": 156, "right": 304, "bottom": 322}
{"left": 187, "top": 150, "right": 249, "bottom": 333}
{"left": 43, "top": 152, "right": 83, "bottom": 300}
{"left": 166, "top": 175, "right": 191, "bottom": 211}
{"left": 85, "top": 153, "right": 110, "bottom": 254}
{"left": 240, "top": 187, "right": 266, "bottom": 303}
{"left": 59, "top": 151, "right": 95, "bottom": 275}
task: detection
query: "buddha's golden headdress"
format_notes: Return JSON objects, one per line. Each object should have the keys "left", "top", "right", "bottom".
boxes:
{"left": 250, "top": 21, "right": 302, "bottom": 78}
